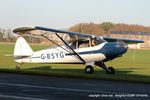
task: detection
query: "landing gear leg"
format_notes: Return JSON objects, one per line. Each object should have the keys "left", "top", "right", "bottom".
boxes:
{"left": 95, "top": 62, "right": 115, "bottom": 74}
{"left": 16, "top": 62, "right": 24, "bottom": 69}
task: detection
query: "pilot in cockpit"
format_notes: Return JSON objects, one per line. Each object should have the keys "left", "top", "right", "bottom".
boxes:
{"left": 91, "top": 37, "right": 105, "bottom": 46}
{"left": 91, "top": 38, "right": 96, "bottom": 46}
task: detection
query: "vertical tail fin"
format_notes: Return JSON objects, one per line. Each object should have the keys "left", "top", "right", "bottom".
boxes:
{"left": 14, "top": 37, "right": 33, "bottom": 61}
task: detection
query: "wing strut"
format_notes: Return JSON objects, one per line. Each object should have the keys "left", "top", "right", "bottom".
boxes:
{"left": 55, "top": 33, "right": 86, "bottom": 64}
{"left": 42, "top": 35, "right": 71, "bottom": 54}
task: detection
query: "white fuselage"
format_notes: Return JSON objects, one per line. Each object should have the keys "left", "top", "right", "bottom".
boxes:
{"left": 15, "top": 42, "right": 107, "bottom": 64}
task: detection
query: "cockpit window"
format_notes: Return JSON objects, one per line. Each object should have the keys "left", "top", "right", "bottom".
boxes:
{"left": 70, "top": 42, "right": 77, "bottom": 49}
{"left": 70, "top": 38, "right": 105, "bottom": 49}
{"left": 78, "top": 40, "right": 90, "bottom": 48}
{"left": 91, "top": 38, "right": 105, "bottom": 47}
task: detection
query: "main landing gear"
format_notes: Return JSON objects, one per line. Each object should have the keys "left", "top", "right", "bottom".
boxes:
{"left": 16, "top": 62, "right": 24, "bottom": 69}
{"left": 85, "top": 65, "right": 94, "bottom": 74}
{"left": 95, "top": 62, "right": 115, "bottom": 74}
{"left": 85, "top": 62, "right": 115, "bottom": 74}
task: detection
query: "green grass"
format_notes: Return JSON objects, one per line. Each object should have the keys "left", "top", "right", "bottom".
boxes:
{"left": 0, "top": 44, "right": 150, "bottom": 83}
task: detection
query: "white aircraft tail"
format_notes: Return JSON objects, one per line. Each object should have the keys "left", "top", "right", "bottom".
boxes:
{"left": 14, "top": 37, "right": 33, "bottom": 61}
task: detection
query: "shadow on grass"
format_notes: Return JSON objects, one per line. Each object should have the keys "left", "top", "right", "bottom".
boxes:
{"left": 29, "top": 66, "right": 83, "bottom": 72}
{"left": 119, "top": 68, "right": 146, "bottom": 70}
{"left": 0, "top": 65, "right": 150, "bottom": 83}
{"left": 30, "top": 66, "right": 52, "bottom": 70}
{"left": 25, "top": 65, "right": 150, "bottom": 83}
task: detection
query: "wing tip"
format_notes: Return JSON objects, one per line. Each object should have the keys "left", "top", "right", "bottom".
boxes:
{"left": 13, "top": 26, "right": 36, "bottom": 33}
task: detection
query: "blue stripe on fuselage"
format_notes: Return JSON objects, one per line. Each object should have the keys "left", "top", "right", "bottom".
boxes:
{"left": 66, "top": 42, "right": 128, "bottom": 61}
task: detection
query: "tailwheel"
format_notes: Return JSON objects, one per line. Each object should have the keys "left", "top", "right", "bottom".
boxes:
{"left": 16, "top": 65, "right": 20, "bottom": 69}
{"left": 85, "top": 65, "right": 94, "bottom": 74}
{"left": 107, "top": 67, "right": 115, "bottom": 74}
{"left": 16, "top": 62, "right": 24, "bottom": 70}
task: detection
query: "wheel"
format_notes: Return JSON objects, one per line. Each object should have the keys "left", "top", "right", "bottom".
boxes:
{"left": 16, "top": 65, "right": 20, "bottom": 70}
{"left": 107, "top": 67, "right": 115, "bottom": 74}
{"left": 85, "top": 65, "right": 94, "bottom": 74}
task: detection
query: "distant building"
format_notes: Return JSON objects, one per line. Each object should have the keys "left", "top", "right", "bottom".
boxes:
{"left": 110, "top": 31, "right": 150, "bottom": 48}
{"left": 111, "top": 31, "right": 150, "bottom": 36}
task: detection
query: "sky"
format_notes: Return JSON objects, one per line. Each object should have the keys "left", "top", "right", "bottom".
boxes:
{"left": 0, "top": 0, "right": 150, "bottom": 29}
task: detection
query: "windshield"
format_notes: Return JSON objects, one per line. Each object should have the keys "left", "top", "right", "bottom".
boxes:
{"left": 91, "top": 37, "right": 105, "bottom": 47}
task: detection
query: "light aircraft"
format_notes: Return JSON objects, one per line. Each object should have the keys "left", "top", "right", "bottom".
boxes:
{"left": 13, "top": 26, "right": 144, "bottom": 74}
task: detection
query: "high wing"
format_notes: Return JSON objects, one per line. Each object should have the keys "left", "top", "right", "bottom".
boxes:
{"left": 103, "top": 37, "right": 144, "bottom": 44}
{"left": 13, "top": 26, "right": 94, "bottom": 43}
{"left": 13, "top": 26, "right": 144, "bottom": 44}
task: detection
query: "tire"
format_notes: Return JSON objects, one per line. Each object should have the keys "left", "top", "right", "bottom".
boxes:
{"left": 107, "top": 67, "right": 115, "bottom": 74}
{"left": 16, "top": 65, "right": 20, "bottom": 70}
{"left": 85, "top": 65, "right": 94, "bottom": 74}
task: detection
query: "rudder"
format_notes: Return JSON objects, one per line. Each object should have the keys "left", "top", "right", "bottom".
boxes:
{"left": 14, "top": 37, "right": 33, "bottom": 61}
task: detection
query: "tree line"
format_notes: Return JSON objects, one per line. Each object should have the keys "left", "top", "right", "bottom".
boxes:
{"left": 0, "top": 28, "right": 41, "bottom": 43}
{"left": 69, "top": 22, "right": 150, "bottom": 37}
{"left": 0, "top": 28, "right": 15, "bottom": 42}
{"left": 0, "top": 22, "right": 150, "bottom": 43}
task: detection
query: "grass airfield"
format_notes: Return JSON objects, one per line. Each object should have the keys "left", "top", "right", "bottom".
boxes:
{"left": 0, "top": 43, "right": 150, "bottom": 83}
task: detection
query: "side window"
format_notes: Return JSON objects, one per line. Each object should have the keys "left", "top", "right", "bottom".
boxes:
{"left": 78, "top": 40, "right": 90, "bottom": 48}
{"left": 70, "top": 42, "right": 76, "bottom": 49}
